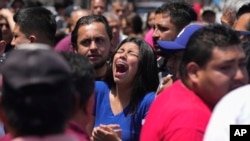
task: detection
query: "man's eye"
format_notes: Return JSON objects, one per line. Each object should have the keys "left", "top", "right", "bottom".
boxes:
{"left": 95, "top": 38, "right": 104, "bottom": 43}
{"left": 159, "top": 27, "right": 168, "bottom": 32}
{"left": 220, "top": 65, "right": 232, "bottom": 71}
{"left": 239, "top": 61, "right": 247, "bottom": 67}
{"left": 82, "top": 39, "right": 91, "bottom": 46}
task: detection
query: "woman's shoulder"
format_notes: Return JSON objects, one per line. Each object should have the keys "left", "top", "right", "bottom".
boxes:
{"left": 140, "top": 92, "right": 156, "bottom": 106}
{"left": 95, "top": 81, "right": 110, "bottom": 96}
{"left": 136, "top": 92, "right": 156, "bottom": 118}
{"left": 144, "top": 92, "right": 156, "bottom": 100}
{"left": 95, "top": 80, "right": 109, "bottom": 89}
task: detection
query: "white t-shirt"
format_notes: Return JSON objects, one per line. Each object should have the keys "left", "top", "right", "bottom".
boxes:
{"left": 203, "top": 84, "right": 250, "bottom": 141}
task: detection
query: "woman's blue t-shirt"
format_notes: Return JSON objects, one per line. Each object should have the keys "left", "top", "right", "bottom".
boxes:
{"left": 94, "top": 81, "right": 156, "bottom": 141}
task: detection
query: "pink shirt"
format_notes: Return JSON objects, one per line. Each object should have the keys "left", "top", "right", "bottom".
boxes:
{"left": 54, "top": 35, "right": 73, "bottom": 52}
{"left": 144, "top": 29, "right": 154, "bottom": 48}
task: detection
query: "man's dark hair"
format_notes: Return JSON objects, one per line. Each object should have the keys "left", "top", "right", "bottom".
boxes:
{"left": 236, "top": 2, "right": 250, "bottom": 19}
{"left": 125, "top": 12, "right": 143, "bottom": 34}
{"left": 155, "top": 1, "right": 197, "bottom": 32}
{"left": 179, "top": 24, "right": 241, "bottom": 81}
{"left": 241, "top": 41, "right": 250, "bottom": 78}
{"left": 13, "top": 7, "right": 57, "bottom": 45}
{"left": 2, "top": 82, "right": 73, "bottom": 136}
{"left": 1, "top": 48, "right": 74, "bottom": 137}
{"left": 61, "top": 52, "right": 96, "bottom": 113}
{"left": 71, "top": 14, "right": 112, "bottom": 50}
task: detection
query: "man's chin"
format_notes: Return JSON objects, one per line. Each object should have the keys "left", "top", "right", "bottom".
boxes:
{"left": 94, "top": 61, "right": 107, "bottom": 69}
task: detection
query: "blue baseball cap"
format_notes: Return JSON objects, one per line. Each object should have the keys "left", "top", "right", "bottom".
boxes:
{"left": 157, "top": 23, "right": 204, "bottom": 51}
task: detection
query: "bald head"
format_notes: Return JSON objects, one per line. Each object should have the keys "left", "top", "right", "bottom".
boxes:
{"left": 70, "top": 9, "right": 91, "bottom": 32}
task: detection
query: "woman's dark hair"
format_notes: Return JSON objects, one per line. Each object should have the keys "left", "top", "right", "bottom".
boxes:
{"left": 125, "top": 12, "right": 143, "bottom": 35}
{"left": 145, "top": 10, "right": 155, "bottom": 30}
{"left": 104, "top": 37, "right": 159, "bottom": 140}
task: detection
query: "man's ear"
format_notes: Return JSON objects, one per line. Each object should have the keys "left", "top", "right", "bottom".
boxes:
{"left": 186, "top": 62, "right": 200, "bottom": 84}
{"left": 29, "top": 35, "right": 37, "bottom": 43}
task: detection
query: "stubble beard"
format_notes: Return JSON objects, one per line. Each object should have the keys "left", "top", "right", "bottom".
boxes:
{"left": 94, "top": 60, "right": 107, "bottom": 70}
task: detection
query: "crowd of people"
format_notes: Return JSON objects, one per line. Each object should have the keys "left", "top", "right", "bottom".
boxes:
{"left": 0, "top": 0, "right": 250, "bottom": 141}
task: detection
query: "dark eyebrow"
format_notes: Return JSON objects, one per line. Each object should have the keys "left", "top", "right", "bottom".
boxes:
{"left": 221, "top": 56, "right": 246, "bottom": 64}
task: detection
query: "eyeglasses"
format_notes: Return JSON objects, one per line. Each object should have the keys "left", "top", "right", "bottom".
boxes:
{"left": 0, "top": 23, "right": 10, "bottom": 28}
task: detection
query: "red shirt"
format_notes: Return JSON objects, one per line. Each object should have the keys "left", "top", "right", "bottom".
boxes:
{"left": 140, "top": 80, "right": 211, "bottom": 141}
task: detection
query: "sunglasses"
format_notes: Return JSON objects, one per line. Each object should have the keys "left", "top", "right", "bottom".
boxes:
{"left": 0, "top": 23, "right": 10, "bottom": 28}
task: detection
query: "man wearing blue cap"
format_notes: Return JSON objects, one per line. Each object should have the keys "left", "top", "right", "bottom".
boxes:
{"left": 141, "top": 24, "right": 248, "bottom": 141}
{"left": 152, "top": 1, "right": 197, "bottom": 92}
{"left": 156, "top": 22, "right": 206, "bottom": 93}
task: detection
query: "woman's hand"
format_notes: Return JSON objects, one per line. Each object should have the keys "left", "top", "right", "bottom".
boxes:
{"left": 92, "top": 124, "right": 122, "bottom": 141}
